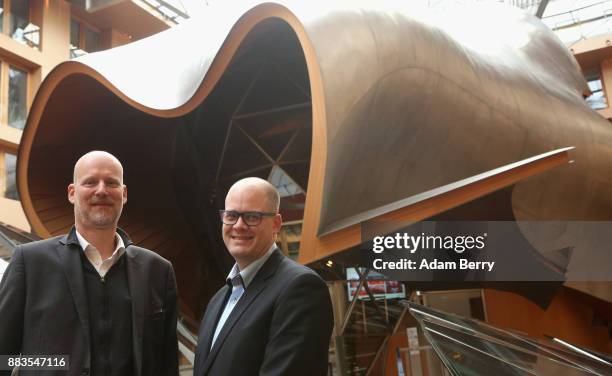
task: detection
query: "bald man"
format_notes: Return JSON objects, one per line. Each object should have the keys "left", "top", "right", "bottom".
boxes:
{"left": 194, "top": 177, "right": 334, "bottom": 376}
{"left": 0, "top": 151, "right": 179, "bottom": 376}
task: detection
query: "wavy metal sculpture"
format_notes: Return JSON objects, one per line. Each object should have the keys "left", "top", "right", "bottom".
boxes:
{"left": 17, "top": 1, "right": 612, "bottom": 317}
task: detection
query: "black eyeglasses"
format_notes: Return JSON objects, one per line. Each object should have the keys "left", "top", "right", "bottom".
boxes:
{"left": 219, "top": 210, "right": 276, "bottom": 226}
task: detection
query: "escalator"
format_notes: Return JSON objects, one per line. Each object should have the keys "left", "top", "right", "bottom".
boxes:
{"left": 0, "top": 221, "right": 39, "bottom": 280}
{"left": 177, "top": 317, "right": 198, "bottom": 375}
{"left": 331, "top": 268, "right": 409, "bottom": 375}
{"left": 340, "top": 299, "right": 406, "bottom": 375}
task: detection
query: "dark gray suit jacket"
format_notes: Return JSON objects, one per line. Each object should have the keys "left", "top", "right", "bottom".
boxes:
{"left": 0, "top": 227, "right": 179, "bottom": 376}
{"left": 194, "top": 248, "right": 334, "bottom": 376}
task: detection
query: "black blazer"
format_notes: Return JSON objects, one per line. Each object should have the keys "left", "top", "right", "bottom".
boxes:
{"left": 194, "top": 249, "right": 334, "bottom": 376}
{"left": 0, "top": 227, "right": 179, "bottom": 376}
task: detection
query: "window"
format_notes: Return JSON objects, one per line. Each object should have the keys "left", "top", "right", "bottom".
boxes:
{"left": 0, "top": 1, "right": 4, "bottom": 32}
{"left": 70, "top": 19, "right": 80, "bottom": 51}
{"left": 9, "top": 0, "right": 28, "bottom": 42}
{"left": 585, "top": 69, "right": 607, "bottom": 110}
{"left": 8, "top": 65, "right": 27, "bottom": 130}
{"left": 3, "top": 152, "right": 17, "bottom": 200}
{"left": 0, "top": 62, "right": 30, "bottom": 131}
{"left": 70, "top": 18, "right": 101, "bottom": 58}
{"left": 84, "top": 26, "right": 100, "bottom": 53}
{"left": 0, "top": 0, "right": 40, "bottom": 49}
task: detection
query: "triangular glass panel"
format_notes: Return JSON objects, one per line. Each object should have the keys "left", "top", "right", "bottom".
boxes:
{"left": 268, "top": 165, "right": 304, "bottom": 198}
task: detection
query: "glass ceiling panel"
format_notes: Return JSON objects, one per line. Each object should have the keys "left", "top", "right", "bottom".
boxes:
{"left": 427, "top": 0, "right": 612, "bottom": 46}
{"left": 268, "top": 165, "right": 304, "bottom": 198}
{"left": 540, "top": 0, "right": 612, "bottom": 45}
{"left": 142, "top": 0, "right": 190, "bottom": 24}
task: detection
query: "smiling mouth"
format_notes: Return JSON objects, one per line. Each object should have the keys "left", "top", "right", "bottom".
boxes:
{"left": 90, "top": 203, "right": 113, "bottom": 208}
{"left": 231, "top": 235, "right": 253, "bottom": 241}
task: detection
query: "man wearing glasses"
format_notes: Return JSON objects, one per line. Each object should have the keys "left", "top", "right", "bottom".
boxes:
{"left": 194, "top": 177, "right": 333, "bottom": 376}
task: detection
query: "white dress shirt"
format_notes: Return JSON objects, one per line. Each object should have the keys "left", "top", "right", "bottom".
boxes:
{"left": 76, "top": 230, "right": 126, "bottom": 279}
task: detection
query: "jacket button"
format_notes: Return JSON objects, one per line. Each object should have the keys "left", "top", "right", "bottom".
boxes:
{"left": 81, "top": 369, "right": 89, "bottom": 376}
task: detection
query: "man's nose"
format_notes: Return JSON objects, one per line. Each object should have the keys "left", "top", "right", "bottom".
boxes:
{"left": 94, "top": 181, "right": 108, "bottom": 195}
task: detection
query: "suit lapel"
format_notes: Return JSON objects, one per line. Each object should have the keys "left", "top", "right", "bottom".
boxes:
{"left": 199, "top": 285, "right": 230, "bottom": 357}
{"left": 57, "top": 230, "right": 91, "bottom": 370}
{"left": 195, "top": 285, "right": 230, "bottom": 374}
{"left": 126, "top": 246, "right": 144, "bottom": 376}
{"left": 199, "top": 250, "right": 283, "bottom": 375}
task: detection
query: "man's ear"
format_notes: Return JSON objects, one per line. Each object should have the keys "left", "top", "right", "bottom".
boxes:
{"left": 67, "top": 183, "right": 75, "bottom": 204}
{"left": 273, "top": 213, "right": 282, "bottom": 234}
{"left": 123, "top": 184, "right": 128, "bottom": 204}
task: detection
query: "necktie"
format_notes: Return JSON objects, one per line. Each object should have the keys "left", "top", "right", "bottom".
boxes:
{"left": 211, "top": 274, "right": 245, "bottom": 348}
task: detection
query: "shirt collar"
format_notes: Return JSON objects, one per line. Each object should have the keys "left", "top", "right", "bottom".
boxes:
{"left": 226, "top": 243, "right": 277, "bottom": 288}
{"left": 75, "top": 230, "right": 125, "bottom": 257}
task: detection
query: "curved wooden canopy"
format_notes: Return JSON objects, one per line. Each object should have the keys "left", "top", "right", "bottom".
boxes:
{"left": 17, "top": 1, "right": 612, "bottom": 316}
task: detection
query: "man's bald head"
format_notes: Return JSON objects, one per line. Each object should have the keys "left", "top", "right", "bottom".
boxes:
{"left": 223, "top": 177, "right": 281, "bottom": 269}
{"left": 68, "top": 151, "right": 127, "bottom": 233}
{"left": 226, "top": 177, "right": 280, "bottom": 212}
{"left": 73, "top": 151, "right": 123, "bottom": 184}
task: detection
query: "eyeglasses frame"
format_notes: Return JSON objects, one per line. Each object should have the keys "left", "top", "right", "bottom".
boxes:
{"left": 219, "top": 210, "right": 277, "bottom": 227}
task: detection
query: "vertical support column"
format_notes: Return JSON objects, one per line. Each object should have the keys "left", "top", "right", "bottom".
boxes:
{"left": 39, "top": 0, "right": 71, "bottom": 77}
{"left": 328, "top": 281, "right": 348, "bottom": 376}
{"left": 279, "top": 228, "right": 288, "bottom": 256}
